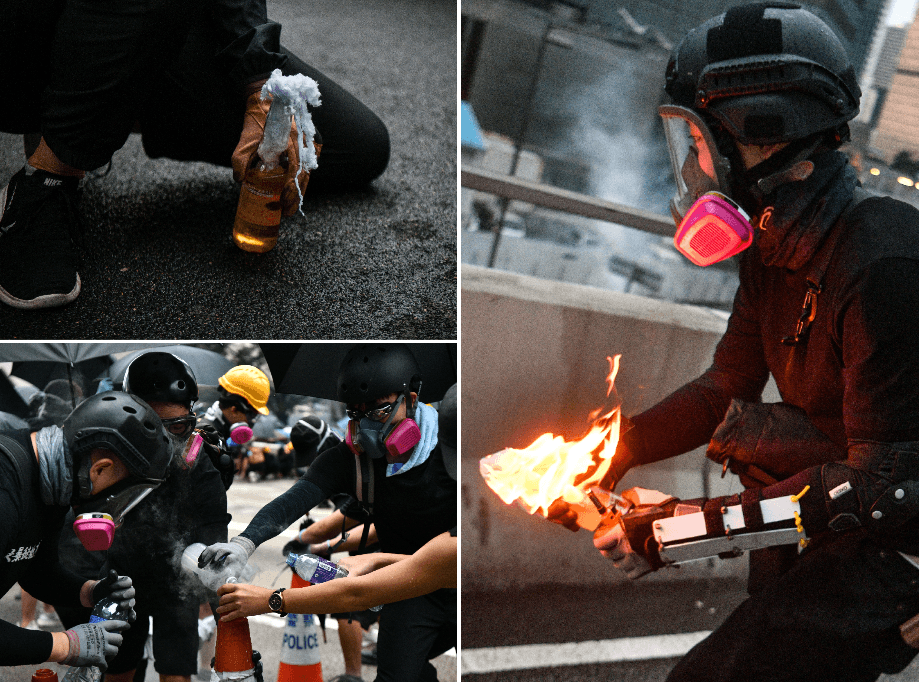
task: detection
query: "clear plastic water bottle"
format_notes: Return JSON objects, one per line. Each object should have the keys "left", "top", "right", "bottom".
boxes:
{"left": 286, "top": 552, "right": 348, "bottom": 584}
{"left": 61, "top": 599, "right": 131, "bottom": 682}
{"left": 287, "top": 552, "right": 381, "bottom": 611}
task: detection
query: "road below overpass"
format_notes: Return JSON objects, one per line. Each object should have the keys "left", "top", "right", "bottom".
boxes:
{"left": 462, "top": 576, "right": 919, "bottom": 681}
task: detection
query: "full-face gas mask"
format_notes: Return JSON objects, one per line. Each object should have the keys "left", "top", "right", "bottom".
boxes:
{"left": 345, "top": 394, "right": 421, "bottom": 463}
{"left": 660, "top": 105, "right": 755, "bottom": 267}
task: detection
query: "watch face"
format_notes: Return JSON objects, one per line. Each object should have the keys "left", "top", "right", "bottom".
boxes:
{"left": 269, "top": 592, "right": 283, "bottom": 612}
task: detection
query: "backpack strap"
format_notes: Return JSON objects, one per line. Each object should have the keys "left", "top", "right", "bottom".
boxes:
{"left": 352, "top": 450, "right": 375, "bottom": 553}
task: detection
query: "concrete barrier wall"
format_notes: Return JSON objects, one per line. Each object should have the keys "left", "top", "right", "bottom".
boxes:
{"left": 460, "top": 265, "right": 778, "bottom": 590}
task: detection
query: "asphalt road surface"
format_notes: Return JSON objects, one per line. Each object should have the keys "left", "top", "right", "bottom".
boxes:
{"left": 0, "top": 0, "right": 456, "bottom": 339}
{"left": 0, "top": 477, "right": 456, "bottom": 682}
{"left": 462, "top": 578, "right": 919, "bottom": 681}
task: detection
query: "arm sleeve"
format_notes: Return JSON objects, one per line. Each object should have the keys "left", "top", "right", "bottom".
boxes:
{"left": 209, "top": 0, "right": 288, "bottom": 84}
{"left": 239, "top": 477, "right": 329, "bottom": 547}
{"left": 0, "top": 620, "right": 54, "bottom": 666}
{"left": 627, "top": 256, "right": 770, "bottom": 467}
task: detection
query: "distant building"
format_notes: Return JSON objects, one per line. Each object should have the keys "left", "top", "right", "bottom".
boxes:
{"left": 872, "top": 15, "right": 919, "bottom": 162}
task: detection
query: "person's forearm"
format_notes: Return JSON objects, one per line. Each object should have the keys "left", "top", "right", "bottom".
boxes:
{"left": 297, "top": 509, "right": 361, "bottom": 545}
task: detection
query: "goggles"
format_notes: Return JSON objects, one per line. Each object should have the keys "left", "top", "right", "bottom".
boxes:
{"left": 346, "top": 400, "right": 398, "bottom": 422}
{"left": 161, "top": 412, "right": 197, "bottom": 439}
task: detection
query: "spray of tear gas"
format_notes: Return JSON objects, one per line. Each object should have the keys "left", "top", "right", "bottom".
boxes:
{"left": 233, "top": 69, "right": 321, "bottom": 253}
{"left": 286, "top": 552, "right": 381, "bottom": 612}
{"left": 61, "top": 599, "right": 132, "bottom": 682}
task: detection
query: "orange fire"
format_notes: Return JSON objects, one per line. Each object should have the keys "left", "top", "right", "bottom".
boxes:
{"left": 479, "top": 355, "right": 624, "bottom": 530}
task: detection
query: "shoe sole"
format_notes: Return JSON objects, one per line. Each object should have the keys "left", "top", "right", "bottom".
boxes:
{"left": 0, "top": 273, "right": 81, "bottom": 310}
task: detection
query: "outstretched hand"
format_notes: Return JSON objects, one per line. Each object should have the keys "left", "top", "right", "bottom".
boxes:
{"left": 216, "top": 582, "right": 273, "bottom": 622}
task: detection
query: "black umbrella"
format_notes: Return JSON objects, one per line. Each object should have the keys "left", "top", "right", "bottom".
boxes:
{"left": 260, "top": 343, "right": 457, "bottom": 403}
{"left": 0, "top": 343, "right": 167, "bottom": 407}
{"left": 106, "top": 345, "right": 234, "bottom": 389}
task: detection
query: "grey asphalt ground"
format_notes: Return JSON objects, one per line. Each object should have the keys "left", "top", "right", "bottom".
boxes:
{"left": 0, "top": 477, "right": 456, "bottom": 682}
{"left": 463, "top": 581, "right": 919, "bottom": 681}
{"left": 0, "top": 0, "right": 457, "bottom": 340}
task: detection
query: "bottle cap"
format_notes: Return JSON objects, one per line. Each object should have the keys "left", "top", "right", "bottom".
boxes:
{"left": 214, "top": 618, "right": 254, "bottom": 672}
{"left": 32, "top": 670, "right": 58, "bottom": 682}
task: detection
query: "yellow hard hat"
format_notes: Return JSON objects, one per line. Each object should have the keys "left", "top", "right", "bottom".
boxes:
{"left": 219, "top": 365, "right": 271, "bottom": 415}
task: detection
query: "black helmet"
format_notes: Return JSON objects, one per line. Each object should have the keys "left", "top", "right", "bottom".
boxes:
{"left": 64, "top": 392, "right": 171, "bottom": 484}
{"left": 337, "top": 344, "right": 422, "bottom": 405}
{"left": 123, "top": 351, "right": 198, "bottom": 409}
{"left": 665, "top": 3, "right": 860, "bottom": 146}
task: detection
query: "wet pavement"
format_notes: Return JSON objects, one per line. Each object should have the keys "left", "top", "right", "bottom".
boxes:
{"left": 0, "top": 0, "right": 457, "bottom": 340}
{"left": 0, "top": 477, "right": 456, "bottom": 682}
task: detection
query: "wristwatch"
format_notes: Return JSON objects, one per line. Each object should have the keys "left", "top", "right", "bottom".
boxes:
{"left": 268, "top": 587, "right": 287, "bottom": 617}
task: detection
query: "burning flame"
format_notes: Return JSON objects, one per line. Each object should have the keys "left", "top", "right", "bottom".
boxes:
{"left": 479, "top": 355, "right": 624, "bottom": 529}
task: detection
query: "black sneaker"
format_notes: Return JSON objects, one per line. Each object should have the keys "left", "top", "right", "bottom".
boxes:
{"left": 0, "top": 167, "right": 81, "bottom": 309}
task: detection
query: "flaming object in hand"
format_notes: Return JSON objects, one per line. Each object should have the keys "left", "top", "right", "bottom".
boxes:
{"left": 479, "top": 355, "right": 629, "bottom": 530}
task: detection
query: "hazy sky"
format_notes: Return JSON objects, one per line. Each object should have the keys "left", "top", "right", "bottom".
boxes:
{"left": 888, "top": 0, "right": 919, "bottom": 25}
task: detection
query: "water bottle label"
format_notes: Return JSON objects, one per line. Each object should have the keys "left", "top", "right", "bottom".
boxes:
{"left": 88, "top": 615, "right": 105, "bottom": 623}
{"left": 310, "top": 561, "right": 339, "bottom": 584}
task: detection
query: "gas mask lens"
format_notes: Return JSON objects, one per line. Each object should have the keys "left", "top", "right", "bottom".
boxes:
{"left": 659, "top": 105, "right": 729, "bottom": 221}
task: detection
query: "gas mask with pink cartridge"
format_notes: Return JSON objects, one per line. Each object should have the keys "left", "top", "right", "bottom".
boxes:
{"left": 660, "top": 3, "right": 861, "bottom": 266}
{"left": 338, "top": 344, "right": 423, "bottom": 464}
{"left": 65, "top": 392, "right": 172, "bottom": 551}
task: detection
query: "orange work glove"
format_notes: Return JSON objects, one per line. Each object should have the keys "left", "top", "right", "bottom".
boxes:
{"left": 232, "top": 79, "right": 322, "bottom": 216}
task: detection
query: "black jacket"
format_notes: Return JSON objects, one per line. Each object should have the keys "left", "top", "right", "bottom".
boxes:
{"left": 0, "top": 430, "right": 85, "bottom": 665}
{"left": 625, "top": 151, "right": 919, "bottom": 549}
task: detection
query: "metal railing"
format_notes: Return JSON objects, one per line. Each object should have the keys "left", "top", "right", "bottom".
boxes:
{"left": 460, "top": 165, "right": 674, "bottom": 237}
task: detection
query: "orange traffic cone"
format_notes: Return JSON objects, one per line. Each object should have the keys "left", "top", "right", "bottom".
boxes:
{"left": 277, "top": 572, "right": 323, "bottom": 682}
{"left": 215, "top": 617, "right": 256, "bottom": 674}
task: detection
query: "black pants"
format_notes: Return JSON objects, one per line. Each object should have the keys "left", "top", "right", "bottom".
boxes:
{"left": 0, "top": 0, "right": 389, "bottom": 189}
{"left": 374, "top": 588, "right": 456, "bottom": 682}
{"left": 667, "top": 532, "right": 919, "bottom": 682}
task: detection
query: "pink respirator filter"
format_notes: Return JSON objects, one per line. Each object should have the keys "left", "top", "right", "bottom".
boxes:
{"left": 182, "top": 432, "right": 203, "bottom": 468}
{"left": 385, "top": 419, "right": 421, "bottom": 458}
{"left": 73, "top": 513, "right": 116, "bottom": 551}
{"left": 229, "top": 422, "right": 253, "bottom": 445}
{"left": 674, "top": 192, "right": 754, "bottom": 267}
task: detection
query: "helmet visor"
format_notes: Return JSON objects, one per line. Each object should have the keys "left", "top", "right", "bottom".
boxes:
{"left": 659, "top": 105, "right": 731, "bottom": 221}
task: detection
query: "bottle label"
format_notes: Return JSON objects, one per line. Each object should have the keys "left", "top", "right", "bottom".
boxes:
{"left": 310, "top": 561, "right": 339, "bottom": 584}
{"left": 236, "top": 181, "right": 283, "bottom": 227}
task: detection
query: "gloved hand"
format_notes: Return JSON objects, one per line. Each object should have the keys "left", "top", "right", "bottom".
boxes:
{"left": 198, "top": 424, "right": 235, "bottom": 490}
{"left": 593, "top": 518, "right": 653, "bottom": 579}
{"left": 91, "top": 570, "right": 136, "bottom": 623}
{"left": 61, "top": 621, "right": 125, "bottom": 670}
{"left": 198, "top": 536, "right": 255, "bottom": 576}
{"left": 232, "top": 80, "right": 322, "bottom": 217}
{"left": 593, "top": 487, "right": 679, "bottom": 579}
